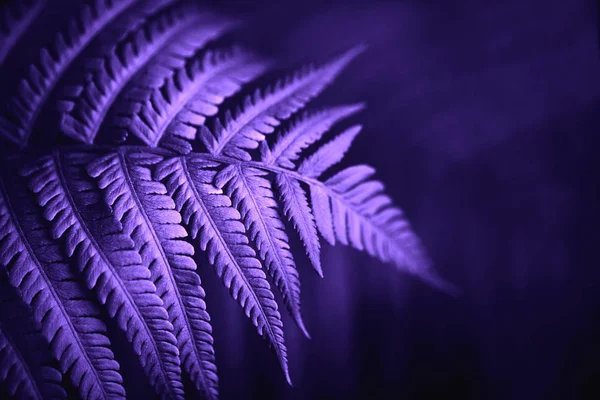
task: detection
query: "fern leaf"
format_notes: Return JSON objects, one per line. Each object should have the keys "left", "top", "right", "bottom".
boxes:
{"left": 88, "top": 151, "right": 219, "bottom": 399}
{"left": 0, "top": 175, "right": 125, "bottom": 400}
{"left": 204, "top": 142, "right": 454, "bottom": 292}
{"left": 263, "top": 103, "right": 364, "bottom": 168}
{"left": 275, "top": 172, "right": 322, "bottom": 276}
{"left": 310, "top": 166, "right": 373, "bottom": 245}
{"left": 59, "top": 2, "right": 226, "bottom": 144}
{"left": 0, "top": 0, "right": 138, "bottom": 146}
{"left": 22, "top": 152, "right": 186, "bottom": 399}
{"left": 155, "top": 155, "right": 292, "bottom": 384}
{"left": 209, "top": 46, "right": 364, "bottom": 161}
{"left": 317, "top": 167, "right": 456, "bottom": 292}
{"left": 297, "top": 125, "right": 361, "bottom": 178}
{"left": 0, "top": 0, "right": 46, "bottom": 67}
{"left": 214, "top": 164, "right": 309, "bottom": 337}
{"left": 0, "top": 281, "right": 65, "bottom": 400}
{"left": 128, "top": 48, "right": 266, "bottom": 147}
{"left": 103, "top": 21, "right": 235, "bottom": 145}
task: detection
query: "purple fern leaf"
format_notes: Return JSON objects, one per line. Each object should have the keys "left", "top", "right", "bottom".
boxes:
{"left": 0, "top": 174, "right": 125, "bottom": 400}
{"left": 297, "top": 125, "right": 362, "bottom": 178}
{"left": 0, "top": 0, "right": 140, "bottom": 146}
{"left": 128, "top": 48, "right": 266, "bottom": 147}
{"left": 155, "top": 155, "right": 292, "bottom": 385}
{"left": 214, "top": 164, "right": 309, "bottom": 337}
{"left": 317, "top": 167, "right": 457, "bottom": 293}
{"left": 103, "top": 21, "right": 236, "bottom": 144}
{"left": 275, "top": 173, "right": 323, "bottom": 277}
{"left": 309, "top": 184, "right": 336, "bottom": 246}
{"left": 88, "top": 151, "right": 219, "bottom": 399}
{"left": 59, "top": 1, "right": 226, "bottom": 144}
{"left": 209, "top": 46, "right": 365, "bottom": 161}
{"left": 21, "top": 152, "right": 186, "bottom": 400}
{"left": 0, "top": 0, "right": 458, "bottom": 396}
{"left": 262, "top": 103, "right": 364, "bottom": 168}
{"left": 311, "top": 165, "right": 375, "bottom": 245}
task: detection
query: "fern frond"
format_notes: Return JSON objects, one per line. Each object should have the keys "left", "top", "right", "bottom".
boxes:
{"left": 129, "top": 49, "right": 264, "bottom": 147}
{"left": 164, "top": 50, "right": 266, "bottom": 145}
{"left": 0, "top": 0, "right": 139, "bottom": 146}
{"left": 262, "top": 103, "right": 364, "bottom": 168}
{"left": 294, "top": 139, "right": 456, "bottom": 292}
{"left": 104, "top": 22, "right": 236, "bottom": 146}
{"left": 275, "top": 172, "right": 322, "bottom": 276}
{"left": 266, "top": 112, "right": 453, "bottom": 290}
{"left": 316, "top": 167, "right": 455, "bottom": 292}
{"left": 298, "top": 125, "right": 361, "bottom": 178}
{"left": 310, "top": 182, "right": 339, "bottom": 246}
{"left": 208, "top": 46, "right": 364, "bottom": 161}
{"left": 59, "top": 2, "right": 227, "bottom": 145}
{"left": 155, "top": 155, "right": 292, "bottom": 384}
{"left": 197, "top": 143, "right": 455, "bottom": 293}
{"left": 129, "top": 48, "right": 266, "bottom": 147}
{"left": 22, "top": 152, "right": 186, "bottom": 399}
{"left": 0, "top": 0, "right": 46, "bottom": 67}
{"left": 214, "top": 164, "right": 308, "bottom": 337}
{"left": 0, "top": 0, "right": 456, "bottom": 395}
{"left": 0, "top": 280, "right": 65, "bottom": 400}
{"left": 88, "top": 151, "right": 218, "bottom": 399}
{"left": 0, "top": 175, "right": 125, "bottom": 400}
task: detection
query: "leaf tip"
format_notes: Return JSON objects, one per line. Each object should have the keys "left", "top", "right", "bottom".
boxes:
{"left": 313, "top": 262, "right": 324, "bottom": 278}
{"left": 295, "top": 313, "right": 311, "bottom": 339}
{"left": 330, "top": 44, "right": 367, "bottom": 71}
{"left": 347, "top": 102, "right": 367, "bottom": 114}
{"left": 418, "top": 268, "right": 461, "bottom": 296}
{"left": 283, "top": 366, "right": 294, "bottom": 387}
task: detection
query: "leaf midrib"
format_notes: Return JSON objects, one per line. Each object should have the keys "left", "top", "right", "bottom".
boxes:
{"left": 53, "top": 150, "right": 177, "bottom": 398}
{"left": 179, "top": 156, "right": 285, "bottom": 365}
{"left": 235, "top": 165, "right": 297, "bottom": 309}
{"left": 0, "top": 177, "right": 107, "bottom": 399}
{"left": 117, "top": 150, "right": 212, "bottom": 393}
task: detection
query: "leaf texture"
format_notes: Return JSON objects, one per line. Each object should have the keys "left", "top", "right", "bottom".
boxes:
{"left": 275, "top": 172, "right": 323, "bottom": 276}
{"left": 88, "top": 151, "right": 218, "bottom": 399}
{"left": 0, "top": 0, "right": 456, "bottom": 396}
{"left": 317, "top": 167, "right": 456, "bottom": 293}
{"left": 0, "top": 280, "right": 65, "bottom": 400}
{"left": 59, "top": 1, "right": 226, "bottom": 144}
{"left": 22, "top": 152, "right": 185, "bottom": 399}
{"left": 298, "top": 125, "right": 362, "bottom": 178}
{"left": 0, "top": 174, "right": 125, "bottom": 400}
{"left": 155, "top": 155, "right": 292, "bottom": 384}
{"left": 262, "top": 103, "right": 364, "bottom": 168}
{"left": 214, "top": 164, "right": 308, "bottom": 337}
{"left": 0, "top": 0, "right": 140, "bottom": 146}
{"left": 103, "top": 19, "right": 235, "bottom": 145}
{"left": 208, "top": 46, "right": 365, "bottom": 160}
{"left": 129, "top": 48, "right": 267, "bottom": 147}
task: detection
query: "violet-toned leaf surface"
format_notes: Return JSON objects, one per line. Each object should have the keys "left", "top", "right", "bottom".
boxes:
{"left": 14, "top": 0, "right": 582, "bottom": 399}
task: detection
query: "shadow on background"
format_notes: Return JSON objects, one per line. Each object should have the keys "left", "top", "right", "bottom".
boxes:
{"left": 0, "top": 0, "right": 597, "bottom": 399}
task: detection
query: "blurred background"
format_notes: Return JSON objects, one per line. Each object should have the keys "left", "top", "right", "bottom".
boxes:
{"left": 2, "top": 0, "right": 598, "bottom": 399}
{"left": 195, "top": 0, "right": 600, "bottom": 399}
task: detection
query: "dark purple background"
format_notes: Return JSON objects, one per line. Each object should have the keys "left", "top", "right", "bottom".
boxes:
{"left": 196, "top": 1, "right": 600, "bottom": 399}
{"left": 2, "top": 0, "right": 598, "bottom": 399}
